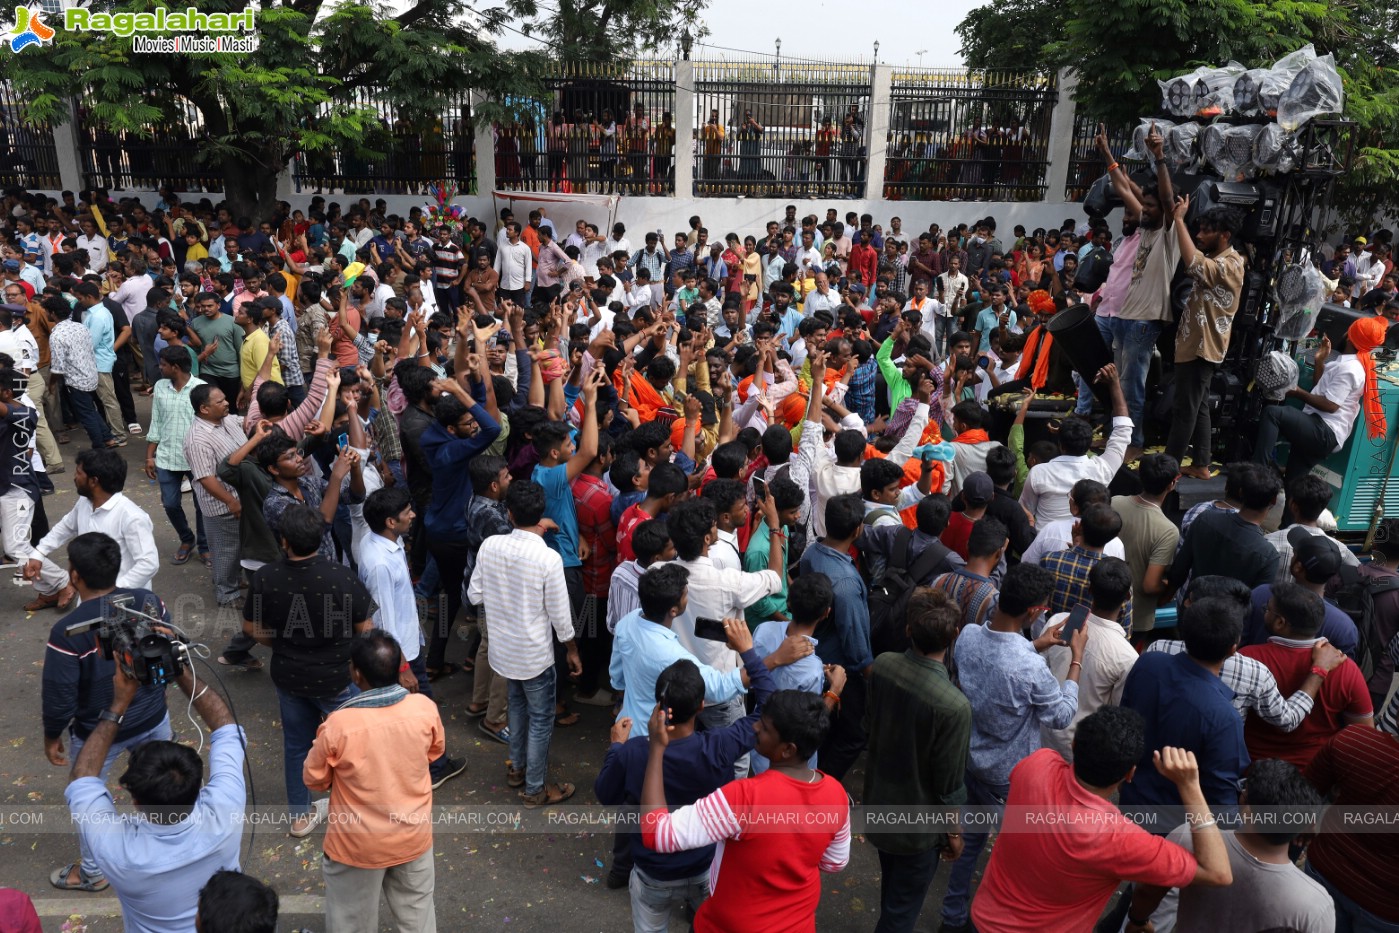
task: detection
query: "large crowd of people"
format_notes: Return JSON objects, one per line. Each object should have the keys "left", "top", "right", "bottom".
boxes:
{"left": 3, "top": 119, "right": 1399, "bottom": 933}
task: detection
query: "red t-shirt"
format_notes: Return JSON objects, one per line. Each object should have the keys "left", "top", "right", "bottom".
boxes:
{"left": 940, "top": 512, "right": 975, "bottom": 560}
{"left": 1240, "top": 640, "right": 1372, "bottom": 769}
{"left": 971, "top": 749, "right": 1197, "bottom": 933}
{"left": 1305, "top": 725, "right": 1399, "bottom": 922}
{"left": 571, "top": 473, "right": 616, "bottom": 598}
{"left": 615, "top": 502, "right": 650, "bottom": 563}
{"left": 643, "top": 769, "right": 850, "bottom": 933}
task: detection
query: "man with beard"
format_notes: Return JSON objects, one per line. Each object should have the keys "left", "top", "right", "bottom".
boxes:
{"left": 1090, "top": 123, "right": 1176, "bottom": 461}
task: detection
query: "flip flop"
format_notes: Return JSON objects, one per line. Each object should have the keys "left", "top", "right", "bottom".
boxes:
{"left": 172, "top": 542, "right": 195, "bottom": 565}
{"left": 554, "top": 710, "right": 581, "bottom": 727}
{"left": 464, "top": 703, "right": 489, "bottom": 719}
{"left": 426, "top": 662, "right": 458, "bottom": 681}
{"left": 479, "top": 721, "right": 510, "bottom": 745}
{"left": 50, "top": 863, "right": 109, "bottom": 892}
{"left": 506, "top": 765, "right": 525, "bottom": 788}
{"left": 199, "top": 551, "right": 214, "bottom": 569}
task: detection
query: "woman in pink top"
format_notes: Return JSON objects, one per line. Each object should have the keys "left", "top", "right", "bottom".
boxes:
{"left": 641, "top": 691, "right": 850, "bottom": 933}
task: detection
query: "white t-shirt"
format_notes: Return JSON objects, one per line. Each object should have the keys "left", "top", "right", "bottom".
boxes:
{"left": 1307, "top": 353, "right": 1365, "bottom": 450}
{"left": 1021, "top": 517, "right": 1127, "bottom": 566}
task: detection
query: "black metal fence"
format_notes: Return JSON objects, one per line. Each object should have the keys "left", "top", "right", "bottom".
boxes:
{"left": 75, "top": 91, "right": 222, "bottom": 191}
{"left": 692, "top": 58, "right": 873, "bottom": 199}
{"left": 0, "top": 82, "right": 61, "bottom": 190}
{"left": 291, "top": 90, "right": 477, "bottom": 196}
{"left": 495, "top": 60, "right": 677, "bottom": 196}
{"left": 1064, "top": 114, "right": 1140, "bottom": 201}
{"left": 883, "top": 69, "right": 1056, "bottom": 202}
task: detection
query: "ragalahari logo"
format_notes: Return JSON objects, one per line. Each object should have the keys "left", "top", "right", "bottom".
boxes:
{"left": 8, "top": 5, "right": 55, "bottom": 52}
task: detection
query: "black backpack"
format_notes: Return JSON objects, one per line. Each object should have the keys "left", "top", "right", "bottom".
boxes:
{"left": 868, "top": 527, "right": 952, "bottom": 656}
{"left": 1075, "top": 245, "right": 1114, "bottom": 292}
{"left": 1331, "top": 564, "right": 1399, "bottom": 680}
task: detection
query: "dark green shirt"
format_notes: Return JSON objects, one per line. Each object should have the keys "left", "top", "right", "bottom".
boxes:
{"left": 862, "top": 650, "right": 972, "bottom": 854}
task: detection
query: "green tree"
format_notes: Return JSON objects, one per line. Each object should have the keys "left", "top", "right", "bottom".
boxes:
{"left": 7, "top": 0, "right": 550, "bottom": 221}
{"left": 955, "top": 0, "right": 1064, "bottom": 77}
{"left": 505, "top": 0, "right": 710, "bottom": 62}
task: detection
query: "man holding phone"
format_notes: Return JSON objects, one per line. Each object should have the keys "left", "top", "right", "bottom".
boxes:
{"left": 1031, "top": 558, "right": 1139, "bottom": 760}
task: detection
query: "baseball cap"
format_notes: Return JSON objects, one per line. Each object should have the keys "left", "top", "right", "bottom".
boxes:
{"left": 1, "top": 259, "right": 20, "bottom": 272}
{"left": 848, "top": 284, "right": 866, "bottom": 295}
{"left": 962, "top": 471, "right": 995, "bottom": 507}
{"left": 1355, "top": 236, "right": 1368, "bottom": 245}
{"left": 1287, "top": 526, "right": 1342, "bottom": 582}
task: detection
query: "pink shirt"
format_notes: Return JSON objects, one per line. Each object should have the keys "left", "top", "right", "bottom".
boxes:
{"left": 1093, "top": 230, "right": 1141, "bottom": 318}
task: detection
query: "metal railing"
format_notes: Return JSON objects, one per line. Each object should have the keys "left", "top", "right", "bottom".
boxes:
{"left": 291, "top": 90, "right": 477, "bottom": 196}
{"left": 691, "top": 58, "right": 874, "bottom": 199}
{"left": 493, "top": 60, "right": 677, "bottom": 196}
{"left": 1064, "top": 114, "right": 1140, "bottom": 201}
{"left": 882, "top": 69, "right": 1056, "bottom": 202}
{"left": 74, "top": 90, "right": 223, "bottom": 191}
{"left": 1, "top": 82, "right": 61, "bottom": 190}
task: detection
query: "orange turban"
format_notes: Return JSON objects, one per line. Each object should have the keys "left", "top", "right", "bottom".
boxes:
{"left": 1347, "top": 317, "right": 1389, "bottom": 440}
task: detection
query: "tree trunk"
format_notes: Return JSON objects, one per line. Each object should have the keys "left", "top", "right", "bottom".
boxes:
{"left": 220, "top": 149, "right": 283, "bottom": 223}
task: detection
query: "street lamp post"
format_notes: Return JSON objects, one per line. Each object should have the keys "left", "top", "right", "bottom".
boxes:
{"left": 775, "top": 37, "right": 781, "bottom": 82}
{"left": 873, "top": 41, "right": 879, "bottom": 64}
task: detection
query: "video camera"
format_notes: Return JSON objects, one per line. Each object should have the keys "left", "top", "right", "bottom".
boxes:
{"left": 65, "top": 595, "right": 186, "bottom": 687}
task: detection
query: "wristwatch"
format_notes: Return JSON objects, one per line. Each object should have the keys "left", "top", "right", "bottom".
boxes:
{"left": 98, "top": 709, "right": 124, "bottom": 726}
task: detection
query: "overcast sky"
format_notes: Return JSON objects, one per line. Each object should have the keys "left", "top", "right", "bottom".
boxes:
{"left": 491, "top": 0, "right": 987, "bottom": 68}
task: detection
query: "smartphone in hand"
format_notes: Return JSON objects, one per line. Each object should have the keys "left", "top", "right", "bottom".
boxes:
{"left": 694, "top": 617, "right": 728, "bottom": 641}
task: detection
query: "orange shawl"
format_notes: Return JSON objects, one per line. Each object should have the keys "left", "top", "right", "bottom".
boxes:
{"left": 1348, "top": 316, "right": 1390, "bottom": 440}
{"left": 1016, "top": 325, "right": 1054, "bottom": 390}
{"left": 616, "top": 369, "right": 668, "bottom": 424}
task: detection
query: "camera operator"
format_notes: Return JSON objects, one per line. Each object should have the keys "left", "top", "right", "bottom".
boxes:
{"left": 43, "top": 532, "right": 172, "bottom": 893}
{"left": 64, "top": 629, "right": 244, "bottom": 932}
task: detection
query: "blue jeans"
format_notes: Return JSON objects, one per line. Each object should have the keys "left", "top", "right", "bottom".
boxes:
{"left": 1075, "top": 315, "right": 1116, "bottom": 415}
{"left": 278, "top": 685, "right": 358, "bottom": 815}
{"left": 940, "top": 770, "right": 1009, "bottom": 927}
{"left": 70, "top": 716, "right": 172, "bottom": 879}
{"left": 507, "top": 666, "right": 557, "bottom": 796}
{"left": 1101, "top": 317, "right": 1162, "bottom": 448}
{"left": 1306, "top": 862, "right": 1399, "bottom": 933}
{"left": 66, "top": 387, "right": 112, "bottom": 449}
{"left": 156, "top": 467, "right": 206, "bottom": 550}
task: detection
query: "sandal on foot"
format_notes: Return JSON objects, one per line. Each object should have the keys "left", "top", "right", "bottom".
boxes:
{"left": 479, "top": 720, "right": 510, "bottom": 745}
{"left": 172, "top": 542, "right": 195, "bottom": 565}
{"left": 506, "top": 766, "right": 526, "bottom": 788}
{"left": 554, "top": 709, "right": 581, "bottom": 727}
{"left": 217, "top": 654, "right": 263, "bottom": 671}
{"left": 426, "top": 662, "right": 458, "bottom": 681}
{"left": 50, "top": 863, "right": 109, "bottom": 892}
{"left": 519, "top": 781, "right": 576, "bottom": 808}
{"left": 199, "top": 551, "right": 213, "bottom": 568}
{"left": 464, "top": 703, "right": 489, "bottom": 719}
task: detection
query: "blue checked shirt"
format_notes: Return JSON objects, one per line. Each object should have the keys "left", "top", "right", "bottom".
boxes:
{"left": 1041, "top": 545, "right": 1133, "bottom": 632}
{"left": 845, "top": 356, "right": 878, "bottom": 424}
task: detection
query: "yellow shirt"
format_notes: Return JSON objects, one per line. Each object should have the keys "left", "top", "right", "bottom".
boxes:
{"left": 185, "top": 242, "right": 209, "bottom": 263}
{"left": 239, "top": 327, "right": 280, "bottom": 388}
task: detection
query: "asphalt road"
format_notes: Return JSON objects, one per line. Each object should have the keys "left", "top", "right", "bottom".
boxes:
{"left": 0, "top": 391, "right": 966, "bottom": 933}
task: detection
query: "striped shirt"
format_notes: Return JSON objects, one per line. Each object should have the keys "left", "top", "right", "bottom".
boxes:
{"left": 48, "top": 319, "right": 100, "bottom": 393}
{"left": 931, "top": 567, "right": 999, "bottom": 631}
{"left": 1145, "top": 638, "right": 1315, "bottom": 729}
{"left": 146, "top": 376, "right": 207, "bottom": 471}
{"left": 466, "top": 528, "right": 574, "bottom": 681}
{"left": 184, "top": 415, "right": 247, "bottom": 517}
